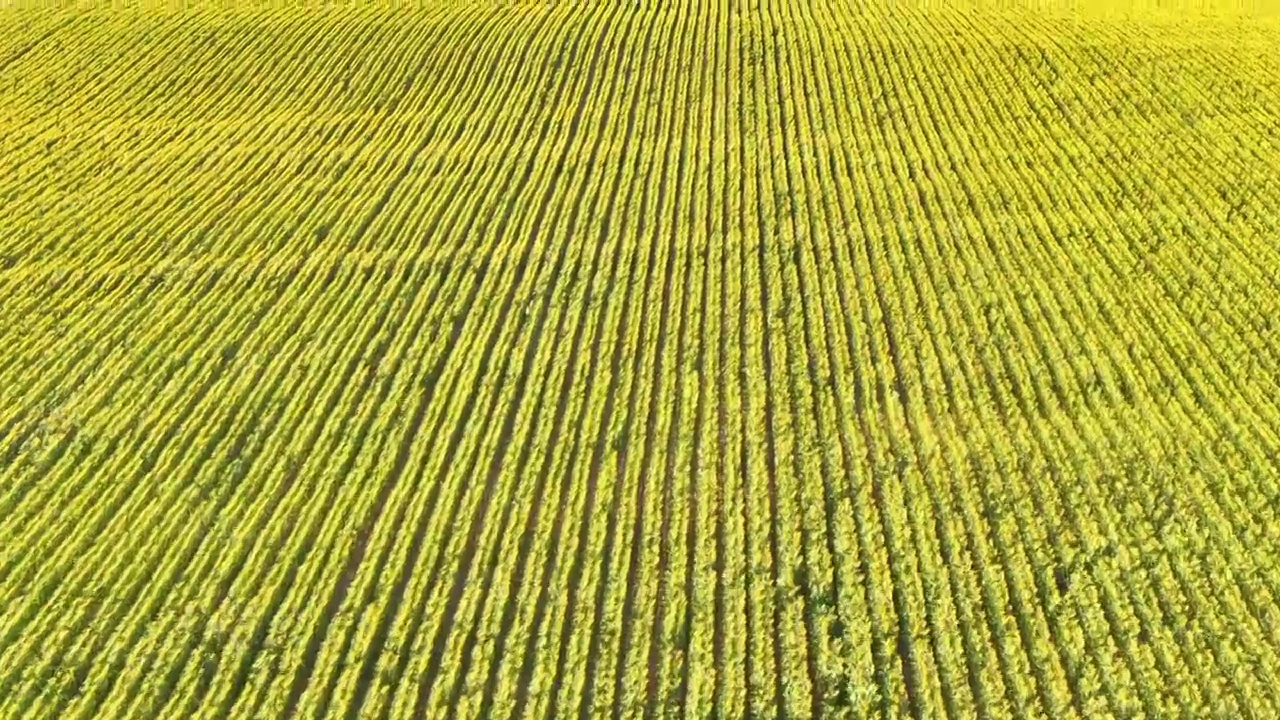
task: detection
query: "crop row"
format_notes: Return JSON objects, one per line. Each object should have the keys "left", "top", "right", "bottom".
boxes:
{"left": 2, "top": 1, "right": 1279, "bottom": 719}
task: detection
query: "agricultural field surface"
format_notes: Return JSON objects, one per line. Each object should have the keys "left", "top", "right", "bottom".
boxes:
{"left": 2, "top": 1, "right": 1280, "bottom": 718}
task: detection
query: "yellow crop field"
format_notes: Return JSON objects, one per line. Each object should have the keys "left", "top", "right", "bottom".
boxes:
{"left": 2, "top": 1, "right": 1280, "bottom": 718}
